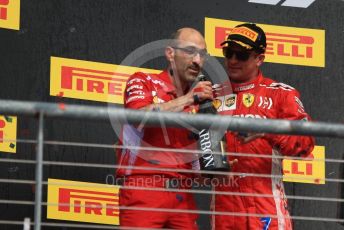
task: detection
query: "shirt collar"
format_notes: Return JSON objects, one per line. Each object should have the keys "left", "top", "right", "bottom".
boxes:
{"left": 158, "top": 70, "right": 177, "bottom": 94}
{"left": 231, "top": 71, "right": 264, "bottom": 92}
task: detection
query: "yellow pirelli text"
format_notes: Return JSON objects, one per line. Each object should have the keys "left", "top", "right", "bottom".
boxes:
{"left": 283, "top": 146, "right": 325, "bottom": 184}
{"left": 47, "top": 178, "right": 120, "bottom": 225}
{"left": 205, "top": 17, "right": 325, "bottom": 67}
{"left": 50, "top": 57, "right": 160, "bottom": 104}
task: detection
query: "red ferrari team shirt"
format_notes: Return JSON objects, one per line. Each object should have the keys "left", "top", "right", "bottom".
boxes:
{"left": 212, "top": 71, "right": 315, "bottom": 230}
{"left": 116, "top": 70, "right": 199, "bottom": 179}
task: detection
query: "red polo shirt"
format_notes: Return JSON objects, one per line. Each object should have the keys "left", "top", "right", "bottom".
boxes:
{"left": 116, "top": 70, "right": 199, "bottom": 179}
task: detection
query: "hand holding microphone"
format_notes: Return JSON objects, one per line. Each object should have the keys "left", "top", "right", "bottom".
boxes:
{"left": 189, "top": 78, "right": 213, "bottom": 104}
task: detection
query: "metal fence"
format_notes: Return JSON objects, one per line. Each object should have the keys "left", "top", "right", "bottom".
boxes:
{"left": 1, "top": 99, "right": 344, "bottom": 230}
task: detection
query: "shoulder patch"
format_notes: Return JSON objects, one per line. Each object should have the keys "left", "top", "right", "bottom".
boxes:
{"left": 294, "top": 96, "right": 305, "bottom": 113}
{"left": 146, "top": 75, "right": 165, "bottom": 87}
{"left": 127, "top": 77, "right": 146, "bottom": 85}
{"left": 269, "top": 82, "right": 295, "bottom": 91}
{"left": 126, "top": 84, "right": 143, "bottom": 92}
{"left": 268, "top": 82, "right": 295, "bottom": 91}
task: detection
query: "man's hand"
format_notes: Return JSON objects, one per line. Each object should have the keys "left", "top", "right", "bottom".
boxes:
{"left": 189, "top": 81, "right": 213, "bottom": 103}
{"left": 144, "top": 80, "right": 214, "bottom": 112}
{"left": 229, "top": 158, "right": 238, "bottom": 168}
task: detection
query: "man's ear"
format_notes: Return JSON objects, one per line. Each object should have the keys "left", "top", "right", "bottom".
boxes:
{"left": 165, "top": 46, "right": 175, "bottom": 62}
{"left": 257, "top": 54, "right": 265, "bottom": 67}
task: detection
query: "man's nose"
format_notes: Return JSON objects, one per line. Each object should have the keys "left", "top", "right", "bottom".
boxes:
{"left": 227, "top": 54, "right": 239, "bottom": 63}
{"left": 192, "top": 53, "right": 202, "bottom": 65}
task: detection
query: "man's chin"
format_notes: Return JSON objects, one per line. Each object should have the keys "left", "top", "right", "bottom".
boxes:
{"left": 185, "top": 71, "right": 199, "bottom": 80}
{"left": 188, "top": 73, "right": 200, "bottom": 82}
{"left": 228, "top": 73, "right": 243, "bottom": 82}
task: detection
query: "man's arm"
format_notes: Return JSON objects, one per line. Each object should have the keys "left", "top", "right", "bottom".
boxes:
{"left": 146, "top": 80, "right": 213, "bottom": 112}
{"left": 125, "top": 72, "right": 213, "bottom": 112}
{"left": 267, "top": 89, "right": 315, "bottom": 157}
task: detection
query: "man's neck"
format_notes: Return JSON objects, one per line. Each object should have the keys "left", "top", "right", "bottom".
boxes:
{"left": 231, "top": 69, "right": 259, "bottom": 84}
{"left": 168, "top": 68, "right": 189, "bottom": 97}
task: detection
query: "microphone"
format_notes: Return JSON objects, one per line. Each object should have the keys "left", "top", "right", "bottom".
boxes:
{"left": 196, "top": 74, "right": 230, "bottom": 175}
{"left": 196, "top": 74, "right": 217, "bottom": 113}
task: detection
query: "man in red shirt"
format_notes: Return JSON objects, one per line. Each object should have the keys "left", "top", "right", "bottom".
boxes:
{"left": 116, "top": 28, "right": 213, "bottom": 229}
{"left": 212, "top": 23, "right": 315, "bottom": 230}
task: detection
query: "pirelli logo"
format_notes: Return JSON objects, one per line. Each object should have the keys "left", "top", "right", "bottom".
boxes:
{"left": 283, "top": 146, "right": 325, "bottom": 184}
{"left": 231, "top": 27, "right": 258, "bottom": 42}
{"left": 47, "top": 179, "right": 120, "bottom": 225}
{"left": 0, "top": 115, "right": 17, "bottom": 153}
{"left": 50, "top": 57, "right": 160, "bottom": 104}
{"left": 205, "top": 18, "right": 325, "bottom": 67}
{"left": 0, "top": 0, "right": 20, "bottom": 30}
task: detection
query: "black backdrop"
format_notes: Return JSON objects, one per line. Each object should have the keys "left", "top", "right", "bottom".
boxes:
{"left": 1, "top": 0, "right": 344, "bottom": 229}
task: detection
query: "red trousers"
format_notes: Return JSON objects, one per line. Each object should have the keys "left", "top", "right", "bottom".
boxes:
{"left": 119, "top": 176, "right": 198, "bottom": 229}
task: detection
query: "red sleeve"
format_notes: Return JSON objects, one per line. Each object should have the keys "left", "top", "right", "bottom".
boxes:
{"left": 268, "top": 88, "right": 315, "bottom": 157}
{"left": 124, "top": 72, "right": 153, "bottom": 109}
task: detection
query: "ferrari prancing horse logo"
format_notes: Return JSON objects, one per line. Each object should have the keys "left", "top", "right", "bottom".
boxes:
{"left": 242, "top": 93, "right": 255, "bottom": 107}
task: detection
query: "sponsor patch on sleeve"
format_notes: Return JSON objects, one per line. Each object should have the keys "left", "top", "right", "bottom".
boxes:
{"left": 213, "top": 94, "right": 237, "bottom": 112}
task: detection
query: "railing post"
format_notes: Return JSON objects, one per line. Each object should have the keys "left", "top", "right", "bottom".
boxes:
{"left": 34, "top": 112, "right": 44, "bottom": 230}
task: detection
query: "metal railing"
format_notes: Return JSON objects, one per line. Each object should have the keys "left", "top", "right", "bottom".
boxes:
{"left": 1, "top": 99, "right": 344, "bottom": 229}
